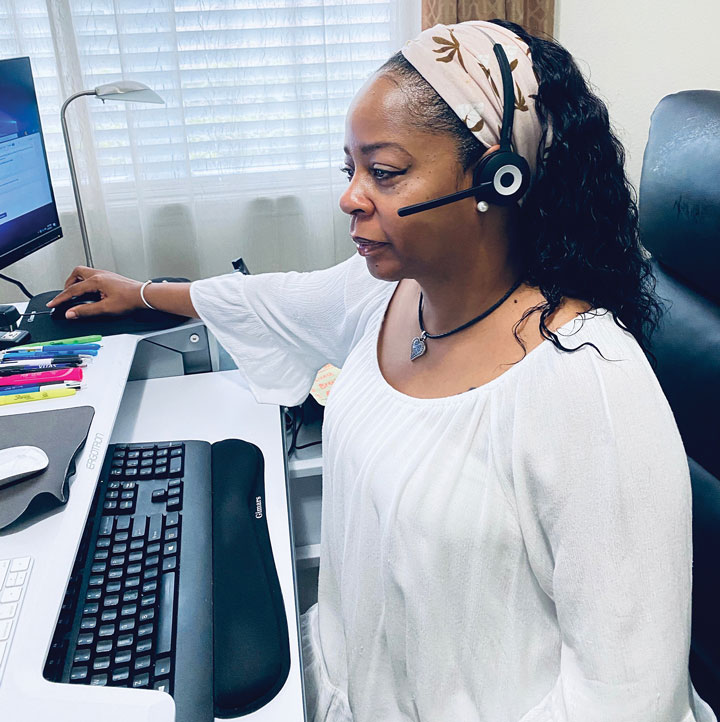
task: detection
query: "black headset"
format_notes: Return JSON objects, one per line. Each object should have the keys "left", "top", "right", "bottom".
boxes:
{"left": 397, "top": 38, "right": 531, "bottom": 217}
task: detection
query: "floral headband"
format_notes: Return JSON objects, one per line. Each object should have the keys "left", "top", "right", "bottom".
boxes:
{"left": 401, "top": 21, "right": 551, "bottom": 182}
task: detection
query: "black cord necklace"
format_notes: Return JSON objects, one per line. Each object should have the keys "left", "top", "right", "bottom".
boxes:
{"left": 410, "top": 277, "right": 525, "bottom": 361}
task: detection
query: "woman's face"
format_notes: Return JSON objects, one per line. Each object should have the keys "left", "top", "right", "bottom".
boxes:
{"left": 340, "top": 72, "right": 489, "bottom": 282}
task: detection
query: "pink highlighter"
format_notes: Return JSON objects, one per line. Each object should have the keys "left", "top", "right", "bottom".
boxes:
{"left": 0, "top": 367, "right": 84, "bottom": 387}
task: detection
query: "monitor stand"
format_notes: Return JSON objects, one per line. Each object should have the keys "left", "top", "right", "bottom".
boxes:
{"left": 18, "top": 289, "right": 189, "bottom": 344}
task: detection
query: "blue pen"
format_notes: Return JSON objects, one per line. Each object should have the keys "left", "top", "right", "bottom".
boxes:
{"left": 0, "top": 381, "right": 80, "bottom": 395}
{"left": 1, "top": 350, "right": 98, "bottom": 361}
{"left": 3, "top": 343, "right": 100, "bottom": 354}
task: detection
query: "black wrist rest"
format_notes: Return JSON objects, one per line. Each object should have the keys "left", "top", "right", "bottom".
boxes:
{"left": 212, "top": 439, "right": 291, "bottom": 717}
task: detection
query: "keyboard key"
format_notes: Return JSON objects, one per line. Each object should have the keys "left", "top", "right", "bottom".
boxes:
{"left": 130, "top": 539, "right": 144, "bottom": 551}
{"left": 127, "top": 563, "right": 142, "bottom": 575}
{"left": 155, "top": 658, "right": 171, "bottom": 677}
{"left": 77, "top": 633, "right": 94, "bottom": 646}
{"left": 166, "top": 497, "right": 182, "bottom": 511}
{"left": 131, "top": 516, "right": 147, "bottom": 539}
{"left": 146, "top": 555, "right": 159, "bottom": 568}
{"left": 96, "top": 640, "right": 113, "bottom": 654}
{"left": 70, "top": 666, "right": 88, "bottom": 681}
{"left": 151, "top": 489, "right": 166, "bottom": 503}
{"left": 85, "top": 589, "right": 101, "bottom": 601}
{"left": 134, "top": 655, "right": 151, "bottom": 670}
{"left": 80, "top": 617, "right": 97, "bottom": 630}
{"left": 157, "top": 572, "right": 175, "bottom": 654}
{"left": 93, "top": 656, "right": 110, "bottom": 670}
{"left": 116, "top": 516, "right": 131, "bottom": 531}
{"left": 82, "top": 603, "right": 99, "bottom": 615}
{"left": 123, "top": 590, "right": 139, "bottom": 602}
{"left": 73, "top": 649, "right": 91, "bottom": 663}
{"left": 111, "top": 544, "right": 127, "bottom": 555}
{"left": 0, "top": 587, "right": 21, "bottom": 603}
{"left": 141, "top": 594, "right": 156, "bottom": 607}
{"left": 136, "top": 638, "right": 152, "bottom": 654}
{"left": 100, "top": 610, "right": 117, "bottom": 622}
{"left": 112, "top": 666, "right": 130, "bottom": 682}
{"left": 99, "top": 517, "right": 114, "bottom": 536}
{"left": 168, "top": 457, "right": 183, "bottom": 476}
{"left": 162, "top": 557, "right": 177, "bottom": 572}
{"left": 121, "top": 604, "right": 137, "bottom": 617}
{"left": 147, "top": 543, "right": 161, "bottom": 556}
{"left": 119, "top": 618, "right": 135, "bottom": 632}
{"left": 115, "top": 650, "right": 131, "bottom": 664}
{"left": 147, "top": 514, "right": 163, "bottom": 541}
{"left": 90, "top": 674, "right": 108, "bottom": 686}
{"left": 139, "top": 608, "right": 155, "bottom": 623}
{"left": 98, "top": 624, "right": 115, "bottom": 638}
{"left": 133, "top": 672, "right": 150, "bottom": 688}
{"left": 164, "top": 527, "right": 178, "bottom": 542}
{"left": 117, "top": 634, "right": 134, "bottom": 648}
{"left": 103, "top": 595, "right": 119, "bottom": 607}
{"left": 168, "top": 479, "right": 181, "bottom": 489}
{"left": 0, "top": 603, "right": 17, "bottom": 620}
{"left": 138, "top": 623, "right": 154, "bottom": 637}
{"left": 105, "top": 581, "right": 122, "bottom": 593}
{"left": 154, "top": 679, "right": 170, "bottom": 693}
{"left": 142, "top": 581, "right": 158, "bottom": 594}
{"left": 165, "top": 511, "right": 179, "bottom": 527}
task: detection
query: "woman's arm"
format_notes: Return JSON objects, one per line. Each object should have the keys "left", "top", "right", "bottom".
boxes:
{"left": 46, "top": 266, "right": 199, "bottom": 319}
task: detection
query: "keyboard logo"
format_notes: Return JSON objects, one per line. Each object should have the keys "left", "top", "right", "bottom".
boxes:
{"left": 85, "top": 432, "right": 105, "bottom": 470}
{"left": 255, "top": 496, "right": 263, "bottom": 519}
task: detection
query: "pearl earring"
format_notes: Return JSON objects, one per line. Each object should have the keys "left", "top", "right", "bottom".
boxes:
{"left": 476, "top": 200, "right": 489, "bottom": 213}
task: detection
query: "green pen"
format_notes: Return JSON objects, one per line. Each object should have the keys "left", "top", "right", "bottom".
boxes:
{"left": 20, "top": 334, "right": 103, "bottom": 349}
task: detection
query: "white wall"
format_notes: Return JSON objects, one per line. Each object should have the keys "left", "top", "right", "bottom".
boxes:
{"left": 554, "top": 0, "right": 720, "bottom": 194}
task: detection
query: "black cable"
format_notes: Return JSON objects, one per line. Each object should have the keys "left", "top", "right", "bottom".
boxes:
{"left": 0, "top": 272, "right": 33, "bottom": 300}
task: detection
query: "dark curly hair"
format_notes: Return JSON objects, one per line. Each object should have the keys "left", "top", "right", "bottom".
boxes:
{"left": 378, "top": 19, "right": 665, "bottom": 369}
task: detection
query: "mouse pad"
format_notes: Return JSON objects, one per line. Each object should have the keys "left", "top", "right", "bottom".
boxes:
{"left": 0, "top": 406, "right": 95, "bottom": 531}
{"left": 18, "top": 290, "right": 189, "bottom": 344}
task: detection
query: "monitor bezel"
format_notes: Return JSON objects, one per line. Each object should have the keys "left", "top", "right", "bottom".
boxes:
{"left": 0, "top": 56, "right": 63, "bottom": 272}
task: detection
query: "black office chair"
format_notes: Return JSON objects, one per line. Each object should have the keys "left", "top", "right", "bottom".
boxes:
{"left": 638, "top": 89, "right": 720, "bottom": 715}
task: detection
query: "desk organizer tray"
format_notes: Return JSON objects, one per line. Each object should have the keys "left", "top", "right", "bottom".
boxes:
{"left": 0, "top": 406, "right": 95, "bottom": 531}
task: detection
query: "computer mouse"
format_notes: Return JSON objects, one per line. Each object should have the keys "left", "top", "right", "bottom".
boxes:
{"left": 0, "top": 445, "right": 50, "bottom": 489}
{"left": 50, "top": 291, "right": 103, "bottom": 319}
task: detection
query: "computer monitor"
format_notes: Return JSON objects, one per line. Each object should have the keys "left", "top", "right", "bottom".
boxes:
{"left": 0, "top": 56, "right": 62, "bottom": 271}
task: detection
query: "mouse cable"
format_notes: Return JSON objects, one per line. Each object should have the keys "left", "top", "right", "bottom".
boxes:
{"left": 0, "top": 272, "right": 33, "bottom": 300}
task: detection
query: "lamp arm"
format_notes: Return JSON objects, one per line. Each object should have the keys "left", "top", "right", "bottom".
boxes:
{"left": 61, "top": 90, "right": 97, "bottom": 268}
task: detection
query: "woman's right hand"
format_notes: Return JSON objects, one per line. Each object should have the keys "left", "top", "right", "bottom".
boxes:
{"left": 46, "top": 266, "right": 145, "bottom": 319}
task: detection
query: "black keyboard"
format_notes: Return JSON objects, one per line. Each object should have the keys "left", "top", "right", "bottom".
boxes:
{"left": 44, "top": 438, "right": 291, "bottom": 721}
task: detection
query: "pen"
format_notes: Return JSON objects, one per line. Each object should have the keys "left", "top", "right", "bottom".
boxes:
{"left": 20, "top": 335, "right": 102, "bottom": 348}
{"left": 1, "top": 350, "right": 98, "bottom": 360}
{"left": 3, "top": 343, "right": 100, "bottom": 354}
{"left": 0, "top": 364, "right": 84, "bottom": 377}
{"left": 0, "top": 356, "right": 86, "bottom": 368}
{"left": 0, "top": 381, "right": 82, "bottom": 395}
{"left": 0, "top": 368, "right": 83, "bottom": 386}
{"left": 0, "top": 387, "right": 77, "bottom": 406}
{"left": 0, "top": 362, "right": 85, "bottom": 378}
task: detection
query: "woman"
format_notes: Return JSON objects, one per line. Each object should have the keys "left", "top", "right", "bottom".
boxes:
{"left": 48, "top": 19, "right": 715, "bottom": 722}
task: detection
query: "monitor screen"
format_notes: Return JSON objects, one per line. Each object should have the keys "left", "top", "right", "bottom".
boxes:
{"left": 0, "top": 56, "right": 62, "bottom": 271}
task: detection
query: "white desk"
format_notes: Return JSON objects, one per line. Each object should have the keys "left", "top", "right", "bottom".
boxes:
{"left": 0, "top": 326, "right": 306, "bottom": 721}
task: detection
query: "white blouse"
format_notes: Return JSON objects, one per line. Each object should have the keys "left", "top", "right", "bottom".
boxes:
{"left": 190, "top": 252, "right": 716, "bottom": 722}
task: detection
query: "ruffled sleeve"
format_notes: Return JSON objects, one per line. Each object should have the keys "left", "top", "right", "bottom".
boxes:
{"left": 189, "top": 252, "right": 391, "bottom": 407}
{"left": 510, "top": 316, "right": 714, "bottom": 721}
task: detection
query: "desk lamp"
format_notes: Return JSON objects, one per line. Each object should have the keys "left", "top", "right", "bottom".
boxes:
{"left": 61, "top": 81, "right": 164, "bottom": 267}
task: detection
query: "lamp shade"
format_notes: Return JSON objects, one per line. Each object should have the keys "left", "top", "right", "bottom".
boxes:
{"left": 93, "top": 80, "right": 163, "bottom": 104}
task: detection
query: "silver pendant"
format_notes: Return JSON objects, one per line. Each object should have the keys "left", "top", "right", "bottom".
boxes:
{"left": 410, "top": 333, "right": 427, "bottom": 361}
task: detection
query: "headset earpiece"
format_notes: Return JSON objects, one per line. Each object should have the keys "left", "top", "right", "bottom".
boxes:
{"left": 471, "top": 149, "right": 530, "bottom": 206}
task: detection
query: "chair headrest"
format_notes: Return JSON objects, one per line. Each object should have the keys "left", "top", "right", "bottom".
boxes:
{"left": 639, "top": 90, "right": 720, "bottom": 304}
